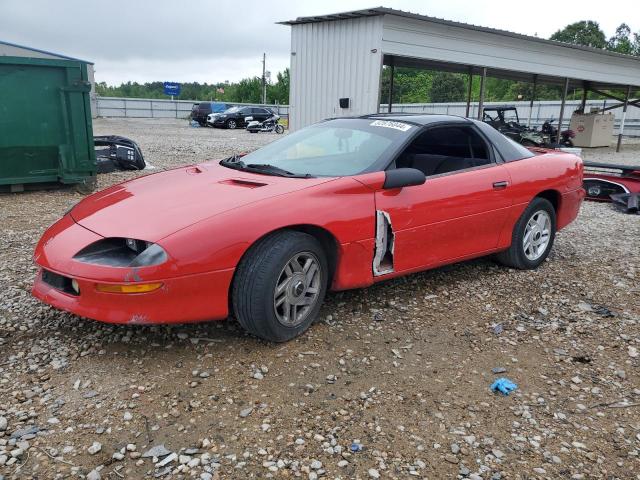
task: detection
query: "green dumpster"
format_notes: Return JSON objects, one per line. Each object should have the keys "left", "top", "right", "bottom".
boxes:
{"left": 0, "top": 56, "right": 96, "bottom": 191}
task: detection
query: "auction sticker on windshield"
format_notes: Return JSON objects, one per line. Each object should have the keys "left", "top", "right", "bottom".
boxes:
{"left": 370, "top": 120, "right": 412, "bottom": 132}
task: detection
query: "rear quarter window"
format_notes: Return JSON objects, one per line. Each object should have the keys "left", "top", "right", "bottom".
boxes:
{"left": 474, "top": 121, "right": 535, "bottom": 162}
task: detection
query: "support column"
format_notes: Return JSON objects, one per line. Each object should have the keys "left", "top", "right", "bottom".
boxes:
{"left": 477, "top": 67, "right": 486, "bottom": 120}
{"left": 557, "top": 77, "right": 569, "bottom": 143}
{"left": 465, "top": 67, "right": 473, "bottom": 117}
{"left": 387, "top": 60, "right": 395, "bottom": 113}
{"left": 616, "top": 85, "right": 631, "bottom": 152}
{"left": 527, "top": 74, "right": 538, "bottom": 127}
{"left": 580, "top": 82, "right": 588, "bottom": 113}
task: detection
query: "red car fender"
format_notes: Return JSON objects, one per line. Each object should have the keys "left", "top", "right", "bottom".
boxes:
{"left": 496, "top": 151, "right": 583, "bottom": 249}
{"left": 158, "top": 175, "right": 383, "bottom": 291}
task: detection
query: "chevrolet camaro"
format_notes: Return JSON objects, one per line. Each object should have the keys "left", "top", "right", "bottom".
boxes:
{"left": 32, "top": 114, "right": 585, "bottom": 341}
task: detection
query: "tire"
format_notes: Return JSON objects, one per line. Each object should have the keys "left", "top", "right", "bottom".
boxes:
{"left": 226, "top": 119, "right": 237, "bottom": 129}
{"left": 495, "top": 197, "right": 556, "bottom": 270}
{"left": 275, "top": 125, "right": 285, "bottom": 134}
{"left": 232, "top": 231, "right": 328, "bottom": 342}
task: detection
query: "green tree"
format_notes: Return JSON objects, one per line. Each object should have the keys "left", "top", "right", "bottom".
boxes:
{"left": 95, "top": 70, "right": 291, "bottom": 104}
{"left": 607, "top": 23, "right": 636, "bottom": 54}
{"left": 233, "top": 77, "right": 262, "bottom": 103}
{"left": 380, "top": 67, "right": 432, "bottom": 103}
{"left": 429, "top": 72, "right": 465, "bottom": 102}
{"left": 267, "top": 68, "right": 289, "bottom": 104}
{"left": 550, "top": 20, "right": 606, "bottom": 48}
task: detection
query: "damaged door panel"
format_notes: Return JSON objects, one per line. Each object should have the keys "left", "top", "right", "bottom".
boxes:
{"left": 373, "top": 210, "right": 394, "bottom": 275}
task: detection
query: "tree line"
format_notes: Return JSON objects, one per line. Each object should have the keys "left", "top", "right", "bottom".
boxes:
{"left": 96, "top": 69, "right": 290, "bottom": 105}
{"left": 97, "top": 20, "right": 639, "bottom": 105}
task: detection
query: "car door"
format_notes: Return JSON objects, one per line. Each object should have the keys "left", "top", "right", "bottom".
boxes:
{"left": 238, "top": 107, "right": 251, "bottom": 125}
{"left": 373, "top": 124, "right": 513, "bottom": 275}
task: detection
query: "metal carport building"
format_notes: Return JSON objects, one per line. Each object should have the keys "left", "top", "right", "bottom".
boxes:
{"left": 279, "top": 7, "right": 640, "bottom": 150}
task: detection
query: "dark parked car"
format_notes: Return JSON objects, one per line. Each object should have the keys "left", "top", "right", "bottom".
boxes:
{"left": 191, "top": 102, "right": 230, "bottom": 126}
{"left": 211, "top": 106, "right": 274, "bottom": 129}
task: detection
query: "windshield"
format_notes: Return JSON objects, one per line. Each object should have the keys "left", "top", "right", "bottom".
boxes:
{"left": 235, "top": 118, "right": 414, "bottom": 176}
{"left": 224, "top": 106, "right": 240, "bottom": 114}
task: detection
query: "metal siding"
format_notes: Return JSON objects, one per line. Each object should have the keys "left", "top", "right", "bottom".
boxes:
{"left": 289, "top": 16, "right": 383, "bottom": 130}
{"left": 381, "top": 15, "right": 640, "bottom": 87}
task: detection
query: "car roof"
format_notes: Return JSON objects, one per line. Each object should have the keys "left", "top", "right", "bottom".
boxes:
{"left": 357, "top": 113, "right": 471, "bottom": 126}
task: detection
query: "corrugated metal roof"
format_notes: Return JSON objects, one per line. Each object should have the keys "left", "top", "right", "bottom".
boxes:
{"left": 0, "top": 39, "right": 93, "bottom": 64}
{"left": 279, "top": 6, "right": 640, "bottom": 63}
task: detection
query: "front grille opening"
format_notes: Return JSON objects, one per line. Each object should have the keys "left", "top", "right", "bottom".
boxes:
{"left": 42, "top": 269, "right": 79, "bottom": 296}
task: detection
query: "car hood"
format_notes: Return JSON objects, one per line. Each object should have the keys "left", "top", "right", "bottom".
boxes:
{"left": 71, "top": 162, "right": 334, "bottom": 242}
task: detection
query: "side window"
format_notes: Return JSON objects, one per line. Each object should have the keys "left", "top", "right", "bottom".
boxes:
{"left": 395, "top": 126, "right": 492, "bottom": 177}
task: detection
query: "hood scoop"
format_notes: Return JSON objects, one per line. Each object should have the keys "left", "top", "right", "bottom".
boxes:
{"left": 219, "top": 178, "right": 268, "bottom": 189}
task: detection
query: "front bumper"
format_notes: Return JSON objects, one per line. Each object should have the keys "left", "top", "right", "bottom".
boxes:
{"left": 32, "top": 266, "right": 234, "bottom": 325}
{"left": 32, "top": 214, "right": 234, "bottom": 325}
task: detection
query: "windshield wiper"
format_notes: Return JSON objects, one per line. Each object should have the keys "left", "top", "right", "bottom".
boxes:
{"left": 220, "top": 157, "right": 313, "bottom": 178}
{"left": 220, "top": 154, "right": 245, "bottom": 169}
{"left": 245, "top": 164, "right": 313, "bottom": 178}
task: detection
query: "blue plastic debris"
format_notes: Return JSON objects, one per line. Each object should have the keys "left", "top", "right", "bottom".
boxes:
{"left": 490, "top": 378, "right": 518, "bottom": 396}
{"left": 350, "top": 442, "right": 362, "bottom": 452}
{"left": 492, "top": 324, "right": 503, "bottom": 335}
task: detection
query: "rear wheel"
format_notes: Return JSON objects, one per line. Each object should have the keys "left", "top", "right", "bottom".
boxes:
{"left": 275, "top": 125, "right": 285, "bottom": 134}
{"left": 226, "top": 119, "right": 237, "bottom": 129}
{"left": 232, "top": 231, "right": 328, "bottom": 342}
{"left": 495, "top": 197, "right": 556, "bottom": 270}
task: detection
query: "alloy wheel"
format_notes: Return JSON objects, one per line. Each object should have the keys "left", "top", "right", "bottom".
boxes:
{"left": 523, "top": 210, "right": 551, "bottom": 261}
{"left": 273, "top": 252, "right": 322, "bottom": 327}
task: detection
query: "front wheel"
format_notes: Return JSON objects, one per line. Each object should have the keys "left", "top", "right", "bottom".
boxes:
{"left": 275, "top": 124, "right": 285, "bottom": 134}
{"left": 226, "top": 119, "right": 237, "bottom": 129}
{"left": 232, "top": 231, "right": 328, "bottom": 342}
{"left": 495, "top": 197, "right": 556, "bottom": 270}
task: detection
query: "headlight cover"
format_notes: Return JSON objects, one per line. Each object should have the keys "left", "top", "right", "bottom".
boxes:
{"left": 73, "top": 238, "right": 168, "bottom": 267}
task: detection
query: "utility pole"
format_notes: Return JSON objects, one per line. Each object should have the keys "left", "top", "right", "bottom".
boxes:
{"left": 262, "top": 53, "right": 266, "bottom": 104}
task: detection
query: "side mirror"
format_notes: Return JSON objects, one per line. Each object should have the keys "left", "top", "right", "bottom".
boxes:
{"left": 383, "top": 168, "right": 426, "bottom": 190}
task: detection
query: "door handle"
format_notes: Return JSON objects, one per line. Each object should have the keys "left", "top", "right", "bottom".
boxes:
{"left": 493, "top": 181, "right": 508, "bottom": 189}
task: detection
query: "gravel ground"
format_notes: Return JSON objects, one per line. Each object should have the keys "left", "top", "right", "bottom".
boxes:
{"left": 1, "top": 118, "right": 639, "bottom": 480}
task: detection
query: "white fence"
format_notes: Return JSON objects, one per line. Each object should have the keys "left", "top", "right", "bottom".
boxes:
{"left": 95, "top": 97, "right": 638, "bottom": 134}
{"left": 383, "top": 100, "right": 640, "bottom": 134}
{"left": 95, "top": 97, "right": 289, "bottom": 119}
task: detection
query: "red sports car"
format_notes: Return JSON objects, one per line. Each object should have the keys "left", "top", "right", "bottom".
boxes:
{"left": 33, "top": 115, "right": 584, "bottom": 341}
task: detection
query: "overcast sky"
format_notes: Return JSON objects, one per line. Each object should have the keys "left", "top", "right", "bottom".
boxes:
{"left": 2, "top": 0, "right": 638, "bottom": 85}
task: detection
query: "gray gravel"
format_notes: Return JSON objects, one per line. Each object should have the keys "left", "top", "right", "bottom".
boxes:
{"left": 0, "top": 118, "right": 639, "bottom": 479}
